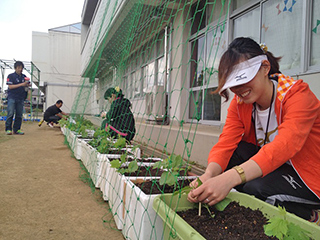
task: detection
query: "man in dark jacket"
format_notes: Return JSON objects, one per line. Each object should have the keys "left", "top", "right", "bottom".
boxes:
{"left": 101, "top": 87, "right": 135, "bottom": 142}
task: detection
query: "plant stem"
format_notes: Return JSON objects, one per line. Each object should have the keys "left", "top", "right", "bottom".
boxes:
{"left": 198, "top": 202, "right": 201, "bottom": 216}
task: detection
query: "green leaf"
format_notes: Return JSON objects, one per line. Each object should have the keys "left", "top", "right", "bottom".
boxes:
{"left": 214, "top": 198, "right": 232, "bottom": 211}
{"left": 283, "top": 223, "right": 311, "bottom": 240}
{"left": 196, "top": 177, "right": 203, "bottom": 187}
{"left": 152, "top": 161, "right": 163, "bottom": 169}
{"left": 110, "top": 159, "right": 121, "bottom": 169}
{"left": 127, "top": 160, "right": 138, "bottom": 173}
{"left": 120, "top": 153, "right": 127, "bottom": 164}
{"left": 160, "top": 172, "right": 176, "bottom": 186}
{"left": 278, "top": 205, "right": 287, "bottom": 217}
{"left": 114, "top": 137, "right": 126, "bottom": 149}
{"left": 264, "top": 217, "right": 288, "bottom": 239}
{"left": 171, "top": 155, "right": 183, "bottom": 169}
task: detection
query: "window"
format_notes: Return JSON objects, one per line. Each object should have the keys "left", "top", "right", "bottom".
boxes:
{"left": 157, "top": 56, "right": 165, "bottom": 86}
{"left": 261, "top": 0, "right": 303, "bottom": 72}
{"left": 233, "top": 7, "right": 260, "bottom": 42}
{"left": 189, "top": 23, "right": 226, "bottom": 122}
{"left": 232, "top": 0, "right": 311, "bottom": 74}
{"left": 190, "top": 35, "right": 205, "bottom": 88}
{"left": 233, "top": 0, "right": 252, "bottom": 9}
{"left": 310, "top": 1, "right": 320, "bottom": 67}
{"left": 191, "top": 1, "right": 206, "bottom": 35}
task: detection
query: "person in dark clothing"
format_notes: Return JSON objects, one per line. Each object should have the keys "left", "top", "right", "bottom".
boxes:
{"left": 41, "top": 100, "right": 68, "bottom": 128}
{"left": 5, "top": 61, "right": 30, "bottom": 135}
{"left": 101, "top": 87, "right": 136, "bottom": 142}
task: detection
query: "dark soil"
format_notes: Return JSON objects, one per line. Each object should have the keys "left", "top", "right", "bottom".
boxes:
{"left": 106, "top": 149, "right": 127, "bottom": 154}
{"left": 122, "top": 166, "right": 164, "bottom": 177}
{"left": 177, "top": 202, "right": 276, "bottom": 240}
{"left": 136, "top": 179, "right": 193, "bottom": 195}
{"left": 126, "top": 157, "right": 162, "bottom": 163}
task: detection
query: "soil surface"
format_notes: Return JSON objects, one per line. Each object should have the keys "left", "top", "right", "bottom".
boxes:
{"left": 178, "top": 202, "right": 276, "bottom": 240}
{"left": 137, "top": 179, "right": 193, "bottom": 194}
{"left": 0, "top": 121, "right": 124, "bottom": 240}
{"left": 122, "top": 166, "right": 164, "bottom": 177}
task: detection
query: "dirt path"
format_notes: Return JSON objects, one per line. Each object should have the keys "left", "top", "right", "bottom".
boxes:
{"left": 0, "top": 121, "right": 124, "bottom": 240}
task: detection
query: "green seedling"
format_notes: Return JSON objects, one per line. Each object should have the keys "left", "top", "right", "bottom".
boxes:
{"left": 110, "top": 153, "right": 139, "bottom": 174}
{"left": 264, "top": 206, "right": 311, "bottom": 240}
{"left": 113, "top": 137, "right": 127, "bottom": 150}
{"left": 153, "top": 154, "right": 191, "bottom": 186}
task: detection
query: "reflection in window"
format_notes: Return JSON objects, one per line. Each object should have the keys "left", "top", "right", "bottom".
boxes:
{"left": 134, "top": 70, "right": 141, "bottom": 98}
{"left": 190, "top": 36, "right": 205, "bottom": 88}
{"left": 233, "top": 0, "right": 252, "bottom": 9}
{"left": 143, "top": 62, "right": 155, "bottom": 94}
{"left": 157, "top": 56, "right": 165, "bottom": 86}
{"left": 261, "top": 0, "right": 302, "bottom": 71}
{"left": 203, "top": 87, "right": 221, "bottom": 120}
{"left": 311, "top": 1, "right": 320, "bottom": 67}
{"left": 233, "top": 7, "right": 260, "bottom": 42}
{"left": 189, "top": 90, "right": 202, "bottom": 120}
{"left": 206, "top": 25, "right": 227, "bottom": 86}
{"left": 207, "top": 0, "right": 228, "bottom": 24}
{"left": 191, "top": 1, "right": 206, "bottom": 35}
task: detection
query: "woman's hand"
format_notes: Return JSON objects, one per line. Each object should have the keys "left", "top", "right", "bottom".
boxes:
{"left": 187, "top": 169, "right": 238, "bottom": 206}
{"left": 189, "top": 172, "right": 212, "bottom": 189}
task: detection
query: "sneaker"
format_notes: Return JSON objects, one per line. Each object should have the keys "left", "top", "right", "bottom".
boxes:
{"left": 310, "top": 209, "right": 320, "bottom": 226}
{"left": 48, "top": 122, "right": 54, "bottom": 128}
{"left": 14, "top": 130, "right": 24, "bottom": 135}
{"left": 38, "top": 119, "right": 44, "bottom": 127}
{"left": 6, "top": 130, "right": 12, "bottom": 135}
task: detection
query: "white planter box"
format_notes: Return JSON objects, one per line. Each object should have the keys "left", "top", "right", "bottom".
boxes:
{"left": 99, "top": 160, "right": 112, "bottom": 201}
{"left": 60, "top": 126, "right": 66, "bottom": 135}
{"left": 107, "top": 164, "right": 162, "bottom": 230}
{"left": 73, "top": 137, "right": 89, "bottom": 160}
{"left": 122, "top": 177, "right": 197, "bottom": 240}
{"left": 80, "top": 139, "right": 97, "bottom": 170}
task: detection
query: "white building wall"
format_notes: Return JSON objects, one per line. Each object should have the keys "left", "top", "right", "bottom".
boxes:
{"left": 32, "top": 30, "right": 82, "bottom": 113}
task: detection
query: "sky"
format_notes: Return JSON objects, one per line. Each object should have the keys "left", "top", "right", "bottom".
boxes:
{"left": 0, "top": 0, "right": 84, "bottom": 61}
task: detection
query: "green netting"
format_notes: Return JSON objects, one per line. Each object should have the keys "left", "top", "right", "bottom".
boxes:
{"left": 63, "top": 0, "right": 231, "bottom": 239}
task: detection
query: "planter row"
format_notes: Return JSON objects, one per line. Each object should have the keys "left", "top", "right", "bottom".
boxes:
{"left": 62, "top": 126, "right": 183, "bottom": 240}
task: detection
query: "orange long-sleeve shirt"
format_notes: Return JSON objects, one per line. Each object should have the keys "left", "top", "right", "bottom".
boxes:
{"left": 208, "top": 74, "right": 320, "bottom": 198}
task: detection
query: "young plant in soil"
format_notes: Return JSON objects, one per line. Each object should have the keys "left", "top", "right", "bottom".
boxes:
{"left": 264, "top": 206, "right": 312, "bottom": 240}
{"left": 58, "top": 117, "right": 69, "bottom": 127}
{"left": 110, "top": 154, "right": 164, "bottom": 177}
{"left": 110, "top": 154, "right": 139, "bottom": 175}
{"left": 152, "top": 154, "right": 191, "bottom": 186}
{"left": 176, "top": 180, "right": 313, "bottom": 240}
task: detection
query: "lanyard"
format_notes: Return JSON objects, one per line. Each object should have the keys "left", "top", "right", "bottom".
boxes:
{"left": 253, "top": 83, "right": 275, "bottom": 146}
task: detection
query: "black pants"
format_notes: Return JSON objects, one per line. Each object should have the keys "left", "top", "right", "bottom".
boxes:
{"left": 45, "top": 116, "right": 61, "bottom": 124}
{"left": 227, "top": 141, "right": 320, "bottom": 220}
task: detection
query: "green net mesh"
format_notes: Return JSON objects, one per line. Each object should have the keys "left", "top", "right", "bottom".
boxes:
{"left": 63, "top": 0, "right": 231, "bottom": 239}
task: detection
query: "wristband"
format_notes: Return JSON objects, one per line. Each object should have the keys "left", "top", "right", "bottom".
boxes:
{"left": 232, "top": 166, "right": 246, "bottom": 184}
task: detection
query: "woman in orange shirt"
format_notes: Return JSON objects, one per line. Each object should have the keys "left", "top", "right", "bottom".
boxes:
{"left": 188, "top": 37, "right": 320, "bottom": 223}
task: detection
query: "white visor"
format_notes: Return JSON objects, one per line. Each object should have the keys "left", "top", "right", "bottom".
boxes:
{"left": 219, "top": 55, "right": 268, "bottom": 93}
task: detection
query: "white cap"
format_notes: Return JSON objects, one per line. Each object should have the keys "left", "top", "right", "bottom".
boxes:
{"left": 219, "top": 55, "right": 268, "bottom": 93}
